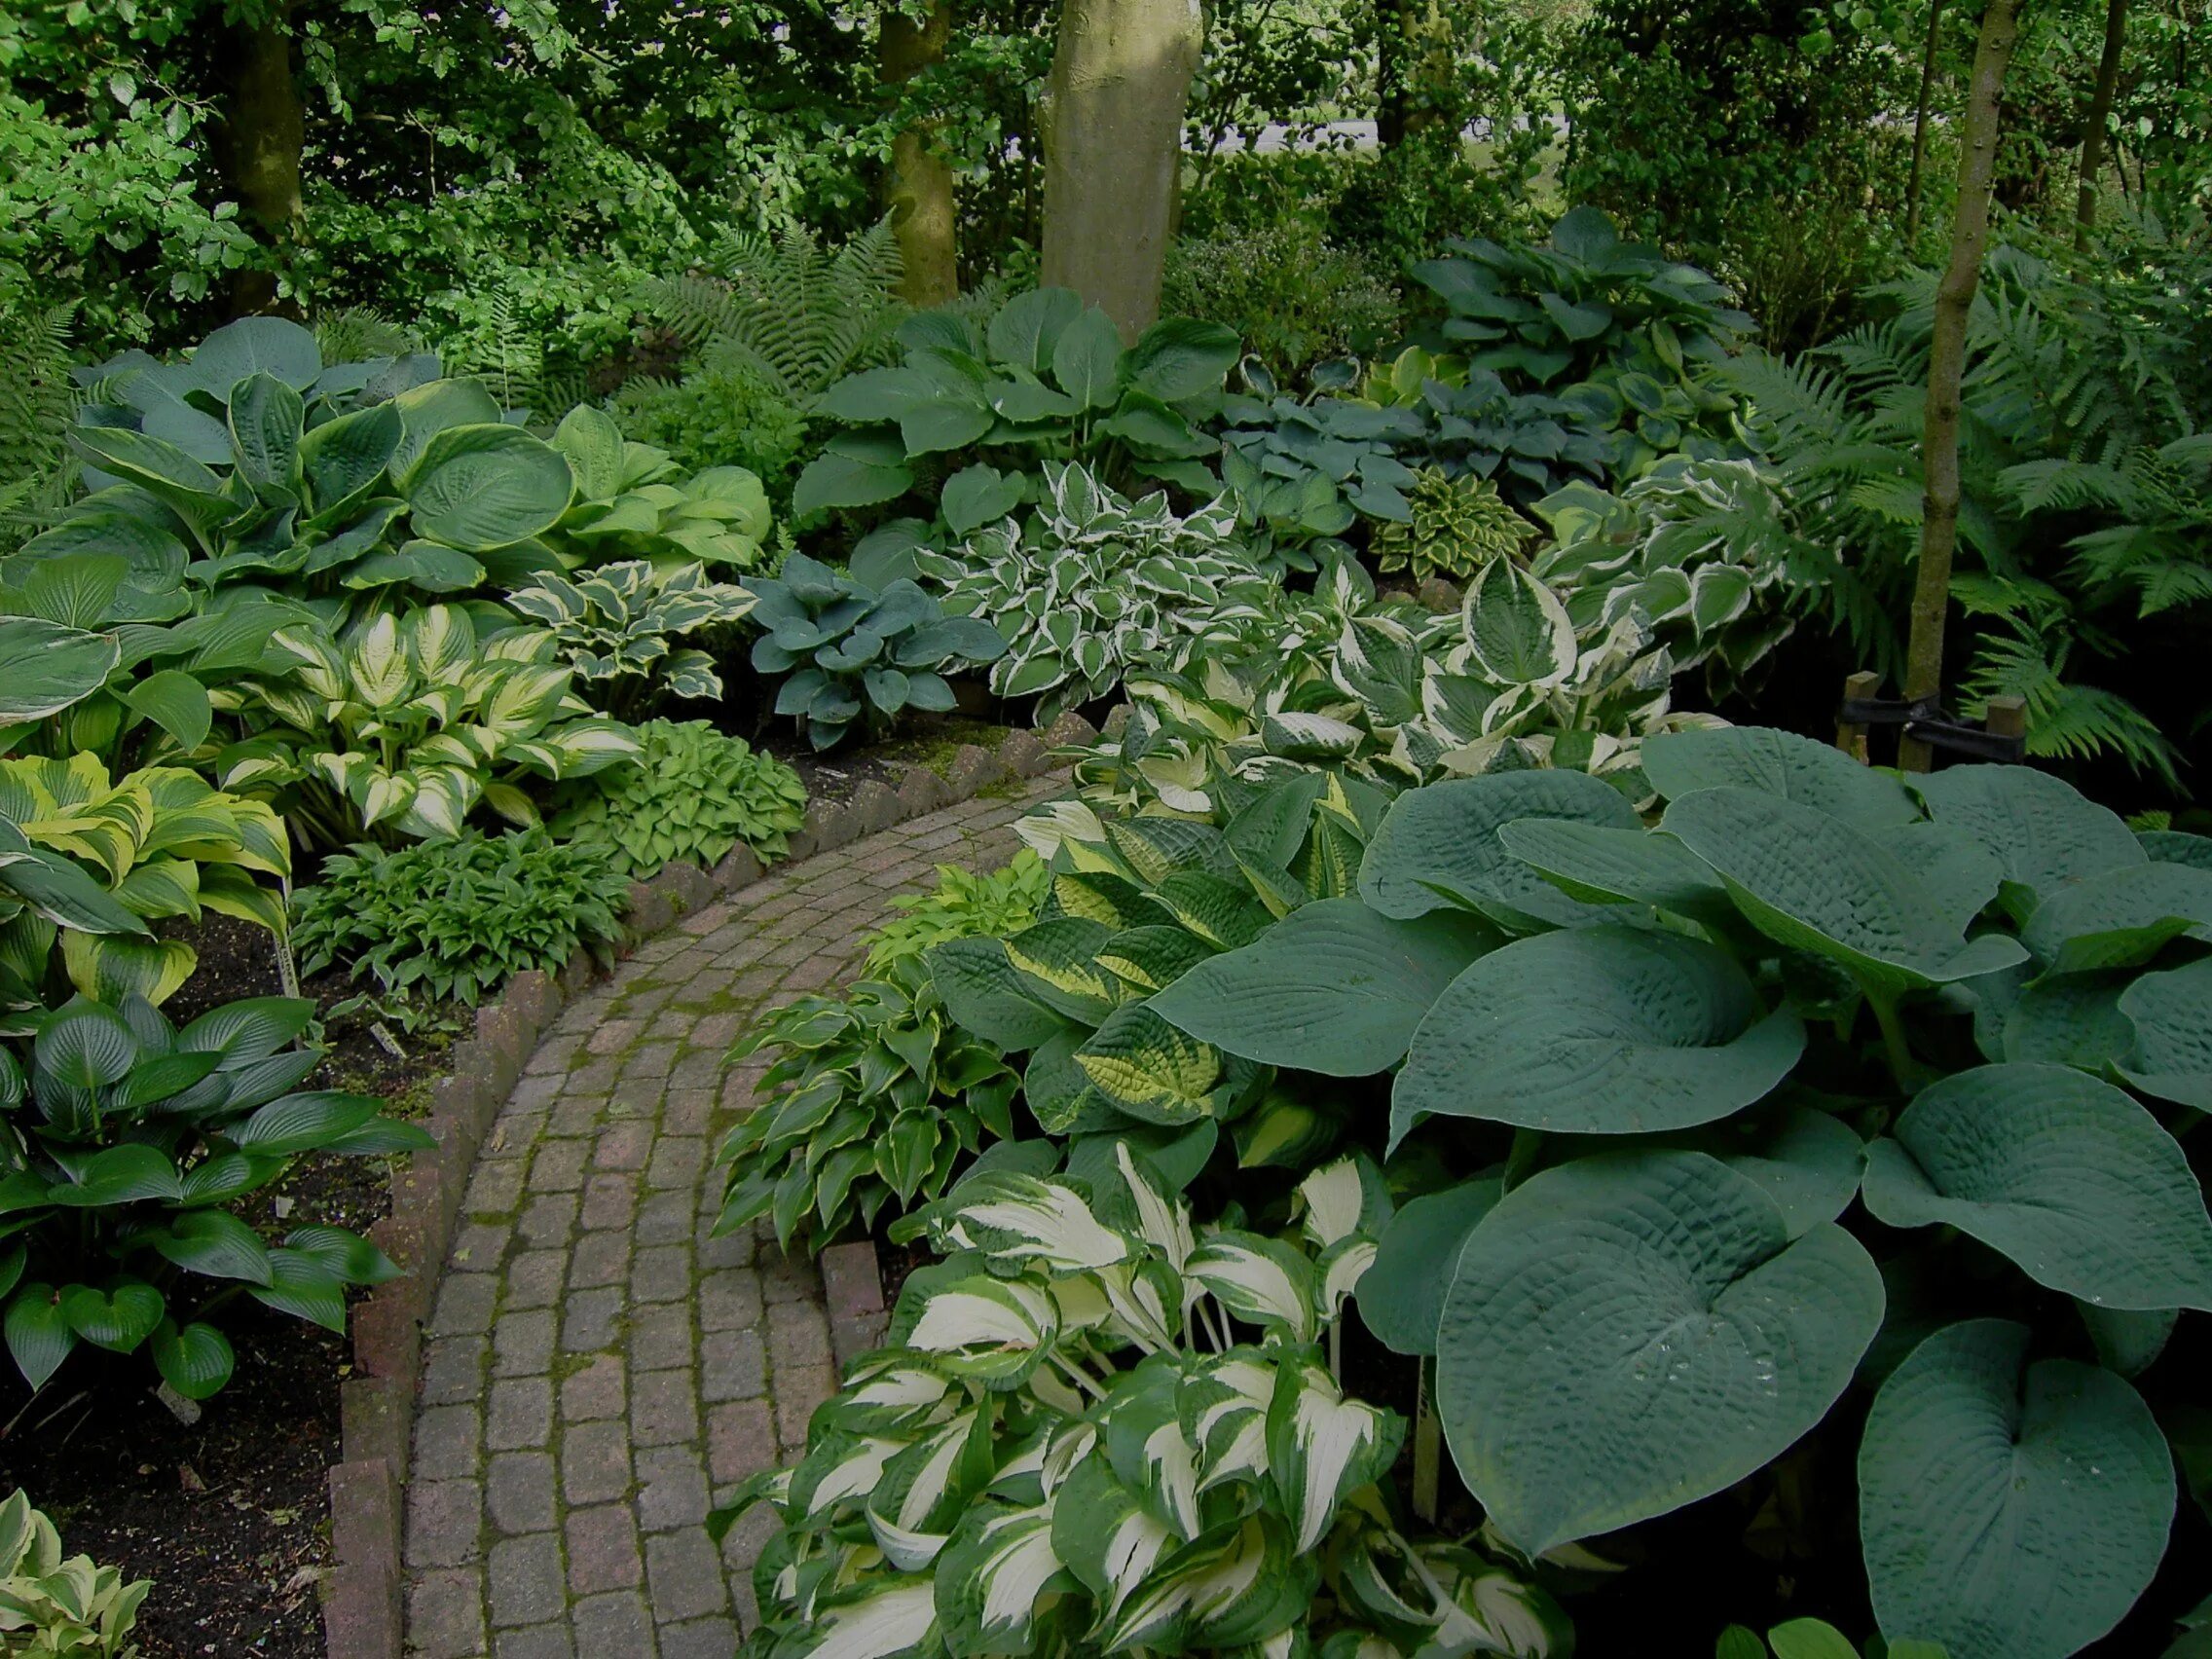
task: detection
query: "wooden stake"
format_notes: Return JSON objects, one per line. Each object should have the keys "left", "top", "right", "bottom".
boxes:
{"left": 1413, "top": 1358, "right": 1441, "bottom": 1523}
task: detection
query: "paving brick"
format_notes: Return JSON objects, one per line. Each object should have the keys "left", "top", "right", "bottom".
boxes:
{"left": 488, "top": 1376, "right": 554, "bottom": 1452}
{"left": 633, "top": 1444, "right": 712, "bottom": 1533}
{"left": 565, "top": 1503, "right": 644, "bottom": 1595}
{"left": 700, "top": 1329, "right": 766, "bottom": 1402}
{"left": 645, "top": 1135, "right": 707, "bottom": 1191}
{"left": 420, "top": 1334, "right": 488, "bottom": 1407}
{"left": 699, "top": 1268, "right": 762, "bottom": 1333}
{"left": 569, "top": 1230, "right": 632, "bottom": 1289}
{"left": 405, "top": 1566, "right": 486, "bottom": 1659}
{"left": 517, "top": 1192, "right": 579, "bottom": 1248}
{"left": 661, "top": 1087, "right": 715, "bottom": 1136}
{"left": 626, "top": 1304, "right": 694, "bottom": 1371}
{"left": 487, "top": 1452, "right": 558, "bottom": 1535}
{"left": 707, "top": 1399, "right": 777, "bottom": 1485}
{"left": 562, "top": 1419, "right": 633, "bottom": 1505}
{"left": 495, "top": 1308, "right": 557, "bottom": 1378}
{"left": 645, "top": 1527, "right": 728, "bottom": 1622}
{"left": 504, "top": 1248, "right": 566, "bottom": 1309}
{"left": 774, "top": 1363, "right": 836, "bottom": 1448}
{"left": 658, "top": 1616, "right": 743, "bottom": 1659}
{"left": 593, "top": 1120, "right": 653, "bottom": 1172}
{"left": 404, "top": 1478, "right": 482, "bottom": 1570}
{"left": 528, "top": 1138, "right": 589, "bottom": 1193}
{"left": 488, "top": 1531, "right": 566, "bottom": 1628}
{"left": 631, "top": 1369, "right": 701, "bottom": 1447}
{"left": 571, "top": 1591, "right": 653, "bottom": 1651}
{"left": 561, "top": 1354, "right": 627, "bottom": 1422}
{"left": 635, "top": 1191, "right": 693, "bottom": 1245}
{"left": 586, "top": 1017, "right": 641, "bottom": 1055}
{"left": 449, "top": 1220, "right": 511, "bottom": 1272}
{"left": 428, "top": 1272, "right": 498, "bottom": 1337}
{"left": 561, "top": 1286, "right": 626, "bottom": 1353}
{"left": 414, "top": 1403, "right": 483, "bottom": 1477}
{"left": 495, "top": 1623, "right": 576, "bottom": 1659}
{"left": 631, "top": 1243, "right": 690, "bottom": 1303}
{"left": 465, "top": 1157, "right": 527, "bottom": 1216}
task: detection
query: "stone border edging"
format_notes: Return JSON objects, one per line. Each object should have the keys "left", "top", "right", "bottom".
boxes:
{"left": 321, "top": 717, "right": 1093, "bottom": 1659}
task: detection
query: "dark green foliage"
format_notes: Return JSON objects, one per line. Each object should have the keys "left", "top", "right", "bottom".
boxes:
{"left": 0, "top": 305, "right": 79, "bottom": 550}
{"left": 0, "top": 993, "right": 430, "bottom": 1398}
{"left": 1215, "top": 368, "right": 1421, "bottom": 573}
{"left": 552, "top": 719, "right": 807, "bottom": 879}
{"left": 292, "top": 829, "right": 631, "bottom": 1009}
{"left": 1161, "top": 221, "right": 1402, "bottom": 380}
{"left": 609, "top": 358, "right": 811, "bottom": 498}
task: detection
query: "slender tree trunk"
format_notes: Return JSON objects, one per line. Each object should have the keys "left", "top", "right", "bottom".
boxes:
{"left": 2074, "top": 0, "right": 2127, "bottom": 250}
{"left": 1904, "top": 0, "right": 1947, "bottom": 243}
{"left": 1040, "top": 0, "right": 1203, "bottom": 341}
{"left": 1378, "top": 0, "right": 1413, "bottom": 147}
{"left": 1899, "top": 0, "right": 2020, "bottom": 773}
{"left": 220, "top": 0, "right": 305, "bottom": 315}
{"left": 882, "top": 0, "right": 959, "bottom": 307}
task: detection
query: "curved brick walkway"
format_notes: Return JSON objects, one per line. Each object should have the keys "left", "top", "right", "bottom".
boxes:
{"left": 399, "top": 772, "right": 1068, "bottom": 1658}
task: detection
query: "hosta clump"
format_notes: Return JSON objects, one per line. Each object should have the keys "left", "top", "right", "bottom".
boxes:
{"left": 0, "top": 1489, "right": 150, "bottom": 1656}
{"left": 717, "top": 1152, "right": 1568, "bottom": 1657}
{"left": 711, "top": 954, "right": 1019, "bottom": 1250}
{"left": 917, "top": 461, "right": 1277, "bottom": 721}
{"left": 1145, "top": 727, "right": 2212, "bottom": 1659}
{"left": 505, "top": 559, "right": 754, "bottom": 717}
{"left": 0, "top": 994, "right": 430, "bottom": 1398}
{"left": 543, "top": 404, "right": 773, "bottom": 575}
{"left": 1215, "top": 367, "right": 1421, "bottom": 574}
{"left": 743, "top": 553, "right": 1007, "bottom": 750}
{"left": 550, "top": 719, "right": 806, "bottom": 880}
{"left": 862, "top": 851, "right": 1050, "bottom": 977}
{"left": 1370, "top": 467, "right": 1530, "bottom": 584}
{"left": 292, "top": 829, "right": 631, "bottom": 1011}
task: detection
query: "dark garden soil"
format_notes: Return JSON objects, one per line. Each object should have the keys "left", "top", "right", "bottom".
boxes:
{"left": 756, "top": 712, "right": 1014, "bottom": 811}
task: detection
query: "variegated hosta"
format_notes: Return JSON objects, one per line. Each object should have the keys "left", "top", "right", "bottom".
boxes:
{"left": 0, "top": 753, "right": 291, "bottom": 1011}
{"left": 212, "top": 604, "right": 641, "bottom": 847}
{"left": 916, "top": 461, "right": 1279, "bottom": 721}
{"left": 718, "top": 1153, "right": 1567, "bottom": 1658}
{"left": 505, "top": 558, "right": 754, "bottom": 711}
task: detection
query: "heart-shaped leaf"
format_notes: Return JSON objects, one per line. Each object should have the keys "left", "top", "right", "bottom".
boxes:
{"left": 1915, "top": 763, "right": 2145, "bottom": 921}
{"left": 146, "top": 1209, "right": 274, "bottom": 1284}
{"left": 4, "top": 1285, "right": 76, "bottom": 1390}
{"left": 1358, "top": 1177, "right": 1502, "bottom": 1356}
{"left": 1359, "top": 771, "right": 1640, "bottom": 926}
{"left": 1436, "top": 1150, "right": 1883, "bottom": 1554}
{"left": 150, "top": 1317, "right": 235, "bottom": 1400}
{"left": 2118, "top": 955, "right": 2212, "bottom": 1108}
{"left": 1642, "top": 725, "right": 1918, "bottom": 831}
{"left": 60, "top": 1279, "right": 165, "bottom": 1351}
{"left": 2020, "top": 863, "right": 2212, "bottom": 973}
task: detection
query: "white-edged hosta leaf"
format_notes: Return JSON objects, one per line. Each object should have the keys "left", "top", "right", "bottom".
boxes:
{"left": 1091, "top": 1514, "right": 1314, "bottom": 1651}
{"left": 1107, "top": 1368, "right": 1203, "bottom": 1539}
{"left": 1266, "top": 1358, "right": 1403, "bottom": 1551}
{"left": 1459, "top": 560, "right": 1575, "bottom": 689}
{"left": 1190, "top": 1232, "right": 1318, "bottom": 1345}
{"left": 1292, "top": 1157, "right": 1390, "bottom": 1250}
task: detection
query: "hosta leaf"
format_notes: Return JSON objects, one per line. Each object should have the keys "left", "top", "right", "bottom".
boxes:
{"left": 1051, "top": 306, "right": 1124, "bottom": 410}
{"left": 1494, "top": 817, "right": 1735, "bottom": 927}
{"left": 1092, "top": 1514, "right": 1314, "bottom": 1651}
{"left": 150, "top": 1317, "right": 235, "bottom": 1400}
{"left": 45, "top": 1143, "right": 182, "bottom": 1206}
{"left": 793, "top": 1577, "right": 938, "bottom": 1658}
{"left": 1149, "top": 900, "right": 1498, "bottom": 1076}
{"left": 60, "top": 1280, "right": 164, "bottom": 1351}
{"left": 935, "top": 1502, "right": 1067, "bottom": 1652}
{"left": 1189, "top": 1232, "right": 1318, "bottom": 1344}
{"left": 2000, "top": 971, "right": 2134, "bottom": 1068}
{"left": 1267, "top": 1358, "right": 1403, "bottom": 1551}
{"left": 249, "top": 1246, "right": 350, "bottom": 1330}
{"left": 1359, "top": 770, "right": 1640, "bottom": 926}
{"left": 1915, "top": 763, "right": 2145, "bottom": 920}
{"left": 899, "top": 1274, "right": 1058, "bottom": 1383}
{"left": 231, "top": 1090, "right": 384, "bottom": 1156}
{"left": 1859, "top": 1063, "right": 2212, "bottom": 1311}
{"left": 1860, "top": 1318, "right": 2173, "bottom": 1659}
{"left": 1459, "top": 560, "right": 1576, "bottom": 688}
{"left": 938, "top": 1175, "right": 1127, "bottom": 1274}
{"left": 926, "top": 939, "right": 1070, "bottom": 1051}
{"left": 147, "top": 1209, "right": 274, "bottom": 1284}
{"left": 402, "top": 424, "right": 574, "bottom": 551}
{"left": 1697, "top": 1102, "right": 1864, "bottom": 1239}
{"left": 1051, "top": 1454, "right": 1175, "bottom": 1614}
{"left": 1075, "top": 1005, "right": 1233, "bottom": 1125}
{"left": 1437, "top": 1150, "right": 1883, "bottom": 1554}
{"left": 2118, "top": 956, "right": 2212, "bottom": 1108}
{"left": 2019, "top": 863, "right": 2212, "bottom": 974}
{"left": 1641, "top": 725, "right": 1918, "bottom": 830}
{"left": 1394, "top": 925, "right": 1803, "bottom": 1144}
{"left": 1358, "top": 1178, "right": 1503, "bottom": 1356}
{"left": 5, "top": 1286, "right": 76, "bottom": 1390}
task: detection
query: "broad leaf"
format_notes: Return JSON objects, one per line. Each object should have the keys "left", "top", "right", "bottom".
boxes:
{"left": 1360, "top": 771, "right": 1640, "bottom": 926}
{"left": 1359, "top": 1177, "right": 1502, "bottom": 1355}
{"left": 1642, "top": 725, "right": 1918, "bottom": 831}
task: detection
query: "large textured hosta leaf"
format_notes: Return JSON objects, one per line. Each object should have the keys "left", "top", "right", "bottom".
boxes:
{"left": 1641, "top": 726, "right": 1918, "bottom": 830}
{"left": 1359, "top": 772, "right": 1639, "bottom": 927}
{"left": 1860, "top": 1063, "right": 2212, "bottom": 1310}
{"left": 1359, "top": 1177, "right": 1502, "bottom": 1355}
{"left": 1393, "top": 926, "right": 1802, "bottom": 1143}
{"left": 0, "top": 617, "right": 122, "bottom": 722}
{"left": 1147, "top": 900, "right": 1499, "bottom": 1075}
{"left": 1915, "top": 764, "right": 2144, "bottom": 920}
{"left": 2119, "top": 956, "right": 2212, "bottom": 1109}
{"left": 1663, "top": 789, "right": 2026, "bottom": 993}
{"left": 1435, "top": 1151, "right": 1883, "bottom": 1554}
{"left": 2019, "top": 863, "right": 2212, "bottom": 974}
{"left": 402, "top": 424, "right": 574, "bottom": 551}
{"left": 1495, "top": 817, "right": 1735, "bottom": 927}
{"left": 1860, "top": 1319, "right": 2173, "bottom": 1659}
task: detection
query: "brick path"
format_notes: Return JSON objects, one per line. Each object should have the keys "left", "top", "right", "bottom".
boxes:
{"left": 399, "top": 773, "right": 1068, "bottom": 1657}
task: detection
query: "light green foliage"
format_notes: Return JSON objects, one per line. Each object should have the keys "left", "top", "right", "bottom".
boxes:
{"left": 506, "top": 560, "right": 753, "bottom": 715}
{"left": 712, "top": 955, "right": 1020, "bottom": 1250}
{"left": 918, "top": 461, "right": 1276, "bottom": 721}
{"left": 542, "top": 404, "right": 773, "bottom": 577}
{"left": 292, "top": 828, "right": 631, "bottom": 1011}
{"left": 0, "top": 1489, "right": 149, "bottom": 1656}
{"left": 863, "top": 852, "right": 1051, "bottom": 978}
{"left": 1142, "top": 730, "right": 2212, "bottom": 1655}
{"left": 215, "top": 604, "right": 640, "bottom": 847}
{"left": 743, "top": 553, "right": 1006, "bottom": 751}
{"left": 717, "top": 1152, "right": 1567, "bottom": 1656}
{"left": 1371, "top": 467, "right": 1530, "bottom": 585}
{"left": 0, "top": 993, "right": 429, "bottom": 1399}
{"left": 0, "top": 306, "right": 78, "bottom": 551}
{"left": 794, "top": 287, "right": 1239, "bottom": 518}
{"left": 550, "top": 719, "right": 806, "bottom": 879}
{"left": 1214, "top": 365, "right": 1421, "bottom": 575}
{"left": 1161, "top": 220, "right": 1402, "bottom": 379}
{"left": 608, "top": 358, "right": 810, "bottom": 498}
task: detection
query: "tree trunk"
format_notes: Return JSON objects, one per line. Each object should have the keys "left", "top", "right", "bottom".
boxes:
{"left": 1040, "top": 0, "right": 1203, "bottom": 342}
{"left": 1378, "top": 0, "right": 1414, "bottom": 147}
{"left": 882, "top": 0, "right": 959, "bottom": 307}
{"left": 220, "top": 0, "right": 305, "bottom": 315}
{"left": 1898, "top": 0, "right": 2020, "bottom": 773}
{"left": 2074, "top": 0, "right": 2127, "bottom": 250}
{"left": 1904, "top": 0, "right": 1947, "bottom": 242}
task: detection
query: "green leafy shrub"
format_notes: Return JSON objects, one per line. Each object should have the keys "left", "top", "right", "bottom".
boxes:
{"left": 293, "top": 828, "right": 632, "bottom": 1009}
{"left": 1162, "top": 220, "right": 1403, "bottom": 378}
{"left": 0, "top": 1489, "right": 149, "bottom": 1656}
{"left": 0, "top": 993, "right": 430, "bottom": 1398}
{"left": 712, "top": 955, "right": 1020, "bottom": 1250}
{"left": 743, "top": 553, "right": 1006, "bottom": 750}
{"left": 1144, "top": 728, "right": 2212, "bottom": 1659}
{"left": 1215, "top": 370, "right": 1422, "bottom": 574}
{"left": 506, "top": 560, "right": 754, "bottom": 717}
{"left": 608, "top": 357, "right": 810, "bottom": 497}
{"left": 1371, "top": 467, "right": 1530, "bottom": 583}
{"left": 718, "top": 1152, "right": 1568, "bottom": 1656}
{"left": 794, "top": 287, "right": 1239, "bottom": 518}
{"left": 917, "top": 461, "right": 1276, "bottom": 721}
{"left": 541, "top": 405, "right": 772, "bottom": 576}
{"left": 862, "top": 851, "right": 1050, "bottom": 977}
{"left": 551, "top": 719, "right": 806, "bottom": 879}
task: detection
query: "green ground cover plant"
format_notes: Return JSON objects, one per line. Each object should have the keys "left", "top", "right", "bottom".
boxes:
{"left": 550, "top": 719, "right": 807, "bottom": 879}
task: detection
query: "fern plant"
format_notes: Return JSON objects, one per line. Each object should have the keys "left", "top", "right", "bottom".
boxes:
{"left": 0, "top": 304, "right": 79, "bottom": 553}
{"left": 640, "top": 220, "right": 906, "bottom": 405}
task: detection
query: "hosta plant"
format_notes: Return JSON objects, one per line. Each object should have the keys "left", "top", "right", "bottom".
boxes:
{"left": 0, "top": 993, "right": 430, "bottom": 1398}
{"left": 505, "top": 559, "right": 754, "bottom": 718}
{"left": 0, "top": 1489, "right": 150, "bottom": 1657}
{"left": 862, "top": 851, "right": 1051, "bottom": 977}
{"left": 1144, "top": 727, "right": 2212, "bottom": 1659}
{"left": 1214, "top": 368, "right": 1421, "bottom": 574}
{"left": 1370, "top": 468, "right": 1530, "bottom": 585}
{"left": 743, "top": 553, "right": 1007, "bottom": 750}
{"left": 292, "top": 829, "right": 631, "bottom": 1011}
{"left": 550, "top": 719, "right": 807, "bottom": 880}
{"left": 917, "top": 461, "right": 1277, "bottom": 721}
{"left": 543, "top": 404, "right": 772, "bottom": 576}
{"left": 794, "top": 286, "right": 1239, "bottom": 517}
{"left": 712, "top": 953, "right": 1020, "bottom": 1250}
{"left": 214, "top": 605, "right": 641, "bottom": 846}
{"left": 716, "top": 1152, "right": 1569, "bottom": 1657}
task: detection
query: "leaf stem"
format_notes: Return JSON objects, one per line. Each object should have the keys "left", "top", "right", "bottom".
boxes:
{"left": 1866, "top": 986, "right": 1921, "bottom": 1090}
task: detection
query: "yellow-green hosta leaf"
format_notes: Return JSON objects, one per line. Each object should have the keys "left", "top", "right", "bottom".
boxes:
{"left": 1075, "top": 1006, "right": 1236, "bottom": 1126}
{"left": 61, "top": 933, "right": 196, "bottom": 1006}
{"left": 348, "top": 612, "right": 413, "bottom": 708}
{"left": 395, "top": 768, "right": 475, "bottom": 839}
{"left": 1004, "top": 918, "right": 1122, "bottom": 1020}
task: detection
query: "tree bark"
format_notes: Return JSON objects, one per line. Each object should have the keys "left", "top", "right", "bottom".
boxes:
{"left": 1899, "top": 0, "right": 2020, "bottom": 773}
{"left": 1903, "top": 0, "right": 1946, "bottom": 243}
{"left": 1040, "top": 0, "right": 1204, "bottom": 342}
{"left": 220, "top": 0, "right": 305, "bottom": 315}
{"left": 2074, "top": 0, "right": 2127, "bottom": 251}
{"left": 882, "top": 0, "right": 959, "bottom": 307}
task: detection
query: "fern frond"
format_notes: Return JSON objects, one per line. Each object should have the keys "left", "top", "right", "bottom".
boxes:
{"left": 1958, "top": 610, "right": 2182, "bottom": 787}
{"left": 0, "top": 304, "right": 81, "bottom": 552}
{"left": 314, "top": 306, "right": 416, "bottom": 363}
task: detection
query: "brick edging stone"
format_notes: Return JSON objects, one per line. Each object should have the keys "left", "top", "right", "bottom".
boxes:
{"left": 321, "top": 715, "right": 1093, "bottom": 1659}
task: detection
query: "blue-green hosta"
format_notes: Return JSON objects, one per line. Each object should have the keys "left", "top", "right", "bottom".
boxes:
{"left": 1144, "top": 727, "right": 2212, "bottom": 1659}
{"left": 214, "top": 604, "right": 640, "bottom": 846}
{"left": 917, "top": 461, "right": 1277, "bottom": 722}
{"left": 506, "top": 558, "right": 754, "bottom": 712}
{"left": 717, "top": 1152, "right": 1568, "bottom": 1658}
{"left": 0, "top": 994, "right": 431, "bottom": 1398}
